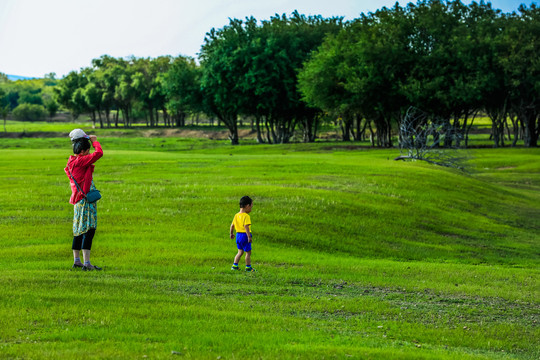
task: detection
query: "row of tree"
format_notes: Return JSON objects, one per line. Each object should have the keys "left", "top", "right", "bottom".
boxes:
{"left": 2, "top": 1, "right": 538, "bottom": 147}
{"left": 0, "top": 73, "right": 59, "bottom": 130}
{"left": 54, "top": 55, "right": 201, "bottom": 128}
{"left": 298, "top": 1, "right": 539, "bottom": 148}
{"left": 49, "top": 12, "right": 342, "bottom": 145}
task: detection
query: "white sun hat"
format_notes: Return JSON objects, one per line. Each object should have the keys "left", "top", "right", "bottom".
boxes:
{"left": 69, "top": 129, "right": 90, "bottom": 141}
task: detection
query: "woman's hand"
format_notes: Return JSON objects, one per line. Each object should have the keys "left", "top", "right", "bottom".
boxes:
{"left": 89, "top": 135, "right": 97, "bottom": 143}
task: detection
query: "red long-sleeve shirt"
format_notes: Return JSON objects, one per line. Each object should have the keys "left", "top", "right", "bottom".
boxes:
{"left": 64, "top": 141, "right": 103, "bottom": 204}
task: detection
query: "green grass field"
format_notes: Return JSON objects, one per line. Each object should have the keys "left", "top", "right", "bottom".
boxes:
{"left": 0, "top": 135, "right": 538, "bottom": 359}
{"left": 0, "top": 114, "right": 519, "bottom": 148}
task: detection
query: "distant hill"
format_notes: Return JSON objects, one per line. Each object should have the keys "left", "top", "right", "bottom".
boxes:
{"left": 7, "top": 74, "right": 38, "bottom": 81}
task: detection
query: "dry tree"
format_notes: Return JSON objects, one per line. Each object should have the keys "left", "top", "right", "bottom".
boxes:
{"left": 395, "top": 107, "right": 469, "bottom": 169}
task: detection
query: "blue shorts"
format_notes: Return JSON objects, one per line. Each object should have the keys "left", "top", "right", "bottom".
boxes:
{"left": 236, "top": 232, "right": 252, "bottom": 252}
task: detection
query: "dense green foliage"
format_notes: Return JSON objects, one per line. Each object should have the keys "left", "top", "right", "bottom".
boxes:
{"left": 0, "top": 74, "right": 58, "bottom": 122}
{"left": 200, "top": 12, "right": 343, "bottom": 144}
{"left": 12, "top": 103, "right": 48, "bottom": 121}
{"left": 162, "top": 56, "right": 203, "bottom": 126}
{"left": 0, "top": 136, "right": 538, "bottom": 359}
{"left": 1, "top": 1, "right": 537, "bottom": 148}
{"left": 53, "top": 56, "right": 184, "bottom": 128}
{"left": 298, "top": 1, "right": 540, "bottom": 148}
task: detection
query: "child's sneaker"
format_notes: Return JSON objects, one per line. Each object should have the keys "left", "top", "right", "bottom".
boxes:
{"left": 245, "top": 267, "right": 256, "bottom": 272}
{"left": 231, "top": 265, "right": 239, "bottom": 270}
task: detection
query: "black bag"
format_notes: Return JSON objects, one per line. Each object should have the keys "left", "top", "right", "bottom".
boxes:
{"left": 68, "top": 167, "right": 102, "bottom": 203}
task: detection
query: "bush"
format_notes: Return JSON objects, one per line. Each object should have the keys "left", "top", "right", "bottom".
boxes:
{"left": 12, "top": 103, "right": 47, "bottom": 121}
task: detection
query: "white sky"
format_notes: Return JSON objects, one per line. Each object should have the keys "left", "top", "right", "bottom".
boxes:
{"left": 0, "top": 0, "right": 530, "bottom": 78}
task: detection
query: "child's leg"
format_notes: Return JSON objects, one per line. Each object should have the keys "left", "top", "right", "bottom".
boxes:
{"left": 245, "top": 251, "right": 251, "bottom": 266}
{"left": 234, "top": 249, "right": 244, "bottom": 264}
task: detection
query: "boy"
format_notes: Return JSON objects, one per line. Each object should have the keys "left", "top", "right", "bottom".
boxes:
{"left": 230, "top": 196, "right": 255, "bottom": 271}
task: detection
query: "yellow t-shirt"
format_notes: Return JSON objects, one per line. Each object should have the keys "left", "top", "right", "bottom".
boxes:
{"left": 233, "top": 212, "right": 251, "bottom": 233}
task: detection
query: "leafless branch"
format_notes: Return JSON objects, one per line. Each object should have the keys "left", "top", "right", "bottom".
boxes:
{"left": 397, "top": 107, "right": 469, "bottom": 169}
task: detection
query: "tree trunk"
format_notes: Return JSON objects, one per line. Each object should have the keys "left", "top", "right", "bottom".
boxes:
{"left": 368, "top": 121, "right": 375, "bottom": 147}
{"left": 264, "top": 117, "right": 272, "bottom": 144}
{"left": 386, "top": 117, "right": 393, "bottom": 147}
{"left": 98, "top": 110, "right": 104, "bottom": 129}
{"left": 162, "top": 108, "right": 169, "bottom": 127}
{"left": 522, "top": 105, "right": 539, "bottom": 147}
{"left": 443, "top": 118, "right": 453, "bottom": 148}
{"left": 304, "top": 115, "right": 319, "bottom": 143}
{"left": 488, "top": 98, "right": 508, "bottom": 148}
{"left": 105, "top": 109, "right": 111, "bottom": 128}
{"left": 215, "top": 112, "right": 238, "bottom": 145}
{"left": 464, "top": 111, "right": 478, "bottom": 148}
{"left": 91, "top": 110, "right": 96, "bottom": 129}
{"left": 228, "top": 119, "right": 239, "bottom": 145}
{"left": 312, "top": 115, "right": 320, "bottom": 142}
{"left": 508, "top": 113, "right": 519, "bottom": 147}
{"left": 255, "top": 116, "right": 264, "bottom": 143}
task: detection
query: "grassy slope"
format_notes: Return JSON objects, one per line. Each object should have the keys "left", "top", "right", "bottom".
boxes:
{"left": 0, "top": 139, "right": 538, "bottom": 359}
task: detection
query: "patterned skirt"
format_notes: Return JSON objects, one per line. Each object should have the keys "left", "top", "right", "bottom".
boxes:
{"left": 73, "top": 182, "right": 98, "bottom": 236}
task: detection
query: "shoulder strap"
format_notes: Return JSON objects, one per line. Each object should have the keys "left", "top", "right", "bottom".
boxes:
{"left": 67, "top": 166, "right": 87, "bottom": 197}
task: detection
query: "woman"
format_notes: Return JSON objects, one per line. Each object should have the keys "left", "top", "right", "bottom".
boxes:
{"left": 64, "top": 129, "right": 103, "bottom": 271}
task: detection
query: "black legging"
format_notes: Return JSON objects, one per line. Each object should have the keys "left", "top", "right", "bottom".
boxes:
{"left": 72, "top": 228, "right": 96, "bottom": 251}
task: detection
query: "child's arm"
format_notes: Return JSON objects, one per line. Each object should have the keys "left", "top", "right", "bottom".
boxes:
{"left": 244, "top": 225, "right": 252, "bottom": 243}
{"left": 230, "top": 222, "right": 235, "bottom": 239}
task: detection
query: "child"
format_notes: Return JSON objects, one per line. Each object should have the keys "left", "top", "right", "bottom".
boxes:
{"left": 230, "top": 196, "right": 255, "bottom": 271}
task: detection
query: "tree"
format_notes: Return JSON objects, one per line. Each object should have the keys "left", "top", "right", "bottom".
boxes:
{"left": 83, "top": 81, "right": 104, "bottom": 128}
{"left": 451, "top": 1, "right": 502, "bottom": 147}
{"left": 18, "top": 90, "right": 43, "bottom": 105}
{"left": 246, "top": 13, "right": 343, "bottom": 143}
{"left": 44, "top": 99, "right": 59, "bottom": 121}
{"left": 300, "top": 1, "right": 539, "bottom": 148}
{"left": 299, "top": 25, "right": 371, "bottom": 143}
{"left": 396, "top": 106, "right": 467, "bottom": 168}
{"left": 302, "top": 5, "right": 412, "bottom": 146}
{"left": 0, "top": 72, "right": 9, "bottom": 83}
{"left": 131, "top": 58, "right": 156, "bottom": 126}
{"left": 91, "top": 55, "right": 124, "bottom": 128}
{"left": 54, "top": 71, "right": 89, "bottom": 119}
{"left": 1, "top": 105, "right": 8, "bottom": 132}
{"left": 201, "top": 13, "right": 342, "bottom": 145}
{"left": 162, "top": 56, "right": 202, "bottom": 127}
{"left": 149, "top": 56, "right": 174, "bottom": 126}
{"left": 0, "top": 87, "right": 8, "bottom": 131}
{"left": 113, "top": 59, "right": 136, "bottom": 127}
{"left": 402, "top": 1, "right": 466, "bottom": 148}
{"left": 200, "top": 19, "right": 251, "bottom": 145}
{"left": 12, "top": 103, "right": 47, "bottom": 121}
{"left": 128, "top": 56, "right": 173, "bottom": 127}
{"left": 5, "top": 90, "right": 19, "bottom": 110}
{"left": 503, "top": 4, "right": 540, "bottom": 147}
